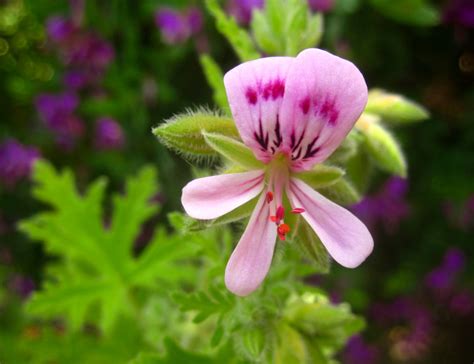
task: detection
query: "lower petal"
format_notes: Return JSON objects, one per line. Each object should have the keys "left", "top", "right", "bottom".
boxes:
{"left": 182, "top": 170, "right": 264, "bottom": 220}
{"left": 287, "top": 178, "right": 373, "bottom": 268}
{"left": 225, "top": 191, "right": 277, "bottom": 296}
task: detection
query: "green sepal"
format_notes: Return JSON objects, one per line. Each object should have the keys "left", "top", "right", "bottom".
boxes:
{"left": 205, "top": 0, "right": 260, "bottom": 61}
{"left": 188, "top": 198, "right": 257, "bottom": 232}
{"left": 203, "top": 132, "right": 263, "bottom": 170}
{"left": 365, "top": 89, "right": 429, "bottom": 123}
{"left": 296, "top": 164, "right": 345, "bottom": 189}
{"left": 152, "top": 110, "right": 239, "bottom": 160}
{"left": 328, "top": 131, "right": 359, "bottom": 163}
{"left": 296, "top": 221, "right": 330, "bottom": 274}
{"left": 199, "top": 54, "right": 229, "bottom": 112}
{"left": 318, "top": 178, "right": 361, "bottom": 206}
{"left": 359, "top": 118, "right": 407, "bottom": 177}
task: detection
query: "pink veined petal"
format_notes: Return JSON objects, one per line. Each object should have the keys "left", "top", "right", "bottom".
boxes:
{"left": 181, "top": 170, "right": 264, "bottom": 220}
{"left": 280, "top": 48, "right": 368, "bottom": 171}
{"left": 287, "top": 178, "right": 373, "bottom": 268}
{"left": 224, "top": 57, "right": 294, "bottom": 162}
{"left": 225, "top": 190, "right": 277, "bottom": 296}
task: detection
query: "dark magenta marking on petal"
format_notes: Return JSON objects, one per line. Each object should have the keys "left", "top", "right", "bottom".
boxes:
{"left": 245, "top": 88, "right": 258, "bottom": 105}
{"left": 320, "top": 98, "right": 339, "bottom": 125}
{"left": 271, "top": 79, "right": 285, "bottom": 100}
{"left": 262, "top": 82, "right": 272, "bottom": 100}
{"left": 291, "top": 132, "right": 305, "bottom": 152}
{"left": 272, "top": 115, "right": 282, "bottom": 149}
{"left": 299, "top": 97, "right": 310, "bottom": 115}
{"left": 302, "top": 136, "right": 320, "bottom": 159}
{"left": 291, "top": 147, "right": 302, "bottom": 161}
{"left": 253, "top": 117, "right": 269, "bottom": 151}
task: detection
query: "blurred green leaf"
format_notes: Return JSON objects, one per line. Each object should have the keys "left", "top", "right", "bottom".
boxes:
{"left": 318, "top": 178, "right": 361, "bottom": 206}
{"left": 297, "top": 164, "right": 345, "bottom": 189}
{"left": 295, "top": 222, "right": 331, "bottom": 274}
{"left": 199, "top": 54, "right": 229, "bottom": 112}
{"left": 370, "top": 0, "right": 439, "bottom": 26}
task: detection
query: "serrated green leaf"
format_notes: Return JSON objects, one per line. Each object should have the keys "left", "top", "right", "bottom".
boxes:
{"left": 203, "top": 132, "right": 263, "bottom": 170}
{"left": 318, "top": 178, "right": 361, "bottom": 206}
{"left": 153, "top": 110, "right": 239, "bottom": 160}
{"left": 251, "top": 10, "right": 281, "bottom": 55}
{"left": 199, "top": 54, "right": 229, "bottom": 112}
{"left": 365, "top": 89, "right": 429, "bottom": 123}
{"left": 296, "top": 164, "right": 345, "bottom": 189}
{"left": 359, "top": 120, "right": 407, "bottom": 176}
{"left": 205, "top": 0, "right": 260, "bottom": 61}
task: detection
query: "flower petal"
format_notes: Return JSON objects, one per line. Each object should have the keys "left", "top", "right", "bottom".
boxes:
{"left": 225, "top": 191, "right": 277, "bottom": 296}
{"left": 287, "top": 178, "right": 373, "bottom": 268}
{"left": 280, "top": 49, "right": 368, "bottom": 170}
{"left": 182, "top": 170, "right": 264, "bottom": 219}
{"left": 224, "top": 56, "right": 294, "bottom": 162}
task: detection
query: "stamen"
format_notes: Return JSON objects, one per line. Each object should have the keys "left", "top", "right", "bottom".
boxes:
{"left": 266, "top": 191, "right": 274, "bottom": 203}
{"left": 291, "top": 208, "right": 305, "bottom": 214}
{"left": 278, "top": 223, "right": 290, "bottom": 235}
{"left": 276, "top": 206, "right": 285, "bottom": 221}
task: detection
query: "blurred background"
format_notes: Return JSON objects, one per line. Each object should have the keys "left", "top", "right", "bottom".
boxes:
{"left": 0, "top": 0, "right": 473, "bottom": 363}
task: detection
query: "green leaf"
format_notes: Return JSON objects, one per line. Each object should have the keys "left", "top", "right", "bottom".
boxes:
{"left": 251, "top": 10, "right": 281, "bottom": 55}
{"left": 328, "top": 131, "right": 359, "bottom": 163}
{"left": 365, "top": 89, "right": 429, "bottom": 123}
{"left": 318, "top": 178, "right": 361, "bottom": 206}
{"left": 20, "top": 162, "right": 198, "bottom": 333}
{"left": 358, "top": 119, "right": 407, "bottom": 177}
{"left": 370, "top": 0, "right": 439, "bottom": 26}
{"left": 203, "top": 132, "right": 263, "bottom": 170}
{"left": 153, "top": 110, "right": 239, "bottom": 160}
{"left": 296, "top": 222, "right": 330, "bottom": 274}
{"left": 205, "top": 0, "right": 260, "bottom": 61}
{"left": 296, "top": 164, "right": 345, "bottom": 189}
{"left": 199, "top": 54, "right": 229, "bottom": 112}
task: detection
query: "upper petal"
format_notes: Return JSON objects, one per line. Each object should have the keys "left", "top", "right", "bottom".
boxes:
{"left": 287, "top": 178, "right": 373, "bottom": 268}
{"left": 225, "top": 190, "right": 277, "bottom": 296}
{"left": 280, "top": 49, "right": 368, "bottom": 170}
{"left": 181, "top": 170, "right": 264, "bottom": 220}
{"left": 224, "top": 57, "right": 294, "bottom": 162}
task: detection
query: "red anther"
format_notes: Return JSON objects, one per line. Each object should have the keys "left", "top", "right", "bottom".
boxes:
{"left": 270, "top": 216, "right": 277, "bottom": 222}
{"left": 278, "top": 233, "right": 286, "bottom": 241}
{"left": 266, "top": 192, "right": 274, "bottom": 203}
{"left": 291, "top": 208, "right": 305, "bottom": 214}
{"left": 276, "top": 206, "right": 285, "bottom": 220}
{"left": 277, "top": 223, "right": 290, "bottom": 235}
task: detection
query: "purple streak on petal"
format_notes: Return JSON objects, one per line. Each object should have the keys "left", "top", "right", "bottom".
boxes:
{"left": 94, "top": 117, "right": 125, "bottom": 151}
{"left": 0, "top": 139, "right": 40, "bottom": 186}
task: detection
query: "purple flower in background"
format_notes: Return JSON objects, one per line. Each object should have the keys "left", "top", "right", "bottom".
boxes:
{"left": 443, "top": 0, "right": 474, "bottom": 28}
{"left": 308, "top": 0, "right": 335, "bottom": 13}
{"left": 0, "top": 139, "right": 40, "bottom": 187}
{"left": 424, "top": 248, "right": 466, "bottom": 293}
{"left": 35, "top": 92, "right": 84, "bottom": 148}
{"left": 227, "top": 0, "right": 264, "bottom": 25}
{"left": 155, "top": 7, "right": 203, "bottom": 45}
{"left": 343, "top": 335, "right": 379, "bottom": 364}
{"left": 8, "top": 275, "right": 35, "bottom": 299}
{"left": 46, "top": 16, "right": 76, "bottom": 42}
{"left": 352, "top": 177, "right": 410, "bottom": 234}
{"left": 450, "top": 290, "right": 474, "bottom": 316}
{"left": 94, "top": 117, "right": 125, "bottom": 150}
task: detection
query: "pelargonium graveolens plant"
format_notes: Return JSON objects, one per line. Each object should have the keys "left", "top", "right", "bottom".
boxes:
{"left": 181, "top": 48, "right": 374, "bottom": 296}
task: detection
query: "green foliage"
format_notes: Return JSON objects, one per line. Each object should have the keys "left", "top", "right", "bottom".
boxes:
{"left": 205, "top": 0, "right": 260, "bottom": 61}
{"left": 294, "top": 221, "right": 331, "bottom": 274}
{"left": 199, "top": 54, "right": 229, "bottom": 112}
{"left": 357, "top": 115, "right": 407, "bottom": 177}
{"left": 370, "top": 0, "right": 439, "bottom": 26}
{"left": 152, "top": 110, "right": 239, "bottom": 160}
{"left": 318, "top": 178, "right": 362, "bottom": 206}
{"left": 19, "top": 161, "right": 199, "bottom": 333}
{"left": 366, "top": 89, "right": 430, "bottom": 123}
{"left": 251, "top": 0, "right": 323, "bottom": 56}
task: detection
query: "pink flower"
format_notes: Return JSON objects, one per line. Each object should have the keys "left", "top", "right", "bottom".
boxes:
{"left": 182, "top": 49, "right": 373, "bottom": 296}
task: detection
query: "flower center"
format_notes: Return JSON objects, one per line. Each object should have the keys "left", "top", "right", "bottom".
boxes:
{"left": 265, "top": 154, "right": 304, "bottom": 240}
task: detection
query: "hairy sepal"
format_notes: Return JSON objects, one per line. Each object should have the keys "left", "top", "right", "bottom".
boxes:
{"left": 153, "top": 109, "right": 239, "bottom": 161}
{"left": 297, "top": 164, "right": 345, "bottom": 189}
{"left": 203, "top": 132, "right": 263, "bottom": 170}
